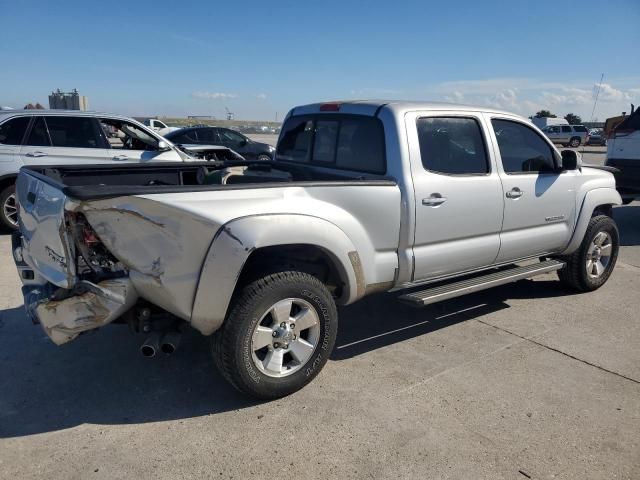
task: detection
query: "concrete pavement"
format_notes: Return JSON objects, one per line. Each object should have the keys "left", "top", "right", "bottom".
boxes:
{"left": 0, "top": 199, "right": 638, "bottom": 479}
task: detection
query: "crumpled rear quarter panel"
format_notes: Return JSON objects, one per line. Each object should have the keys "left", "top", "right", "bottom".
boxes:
{"left": 80, "top": 196, "right": 218, "bottom": 320}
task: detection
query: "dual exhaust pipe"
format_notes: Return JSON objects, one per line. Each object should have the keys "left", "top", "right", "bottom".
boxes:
{"left": 140, "top": 331, "right": 181, "bottom": 358}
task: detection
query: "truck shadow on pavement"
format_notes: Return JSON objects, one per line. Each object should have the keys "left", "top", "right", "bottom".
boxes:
{"left": 333, "top": 279, "right": 569, "bottom": 360}
{"left": 0, "top": 305, "right": 257, "bottom": 438}
{"left": 0, "top": 278, "right": 573, "bottom": 438}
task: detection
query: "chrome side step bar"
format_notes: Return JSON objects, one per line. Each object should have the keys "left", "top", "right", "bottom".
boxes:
{"left": 398, "top": 260, "right": 565, "bottom": 307}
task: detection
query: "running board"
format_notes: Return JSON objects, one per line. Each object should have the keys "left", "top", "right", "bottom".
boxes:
{"left": 398, "top": 260, "right": 565, "bottom": 307}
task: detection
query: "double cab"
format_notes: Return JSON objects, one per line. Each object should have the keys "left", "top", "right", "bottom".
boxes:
{"left": 13, "top": 101, "right": 622, "bottom": 399}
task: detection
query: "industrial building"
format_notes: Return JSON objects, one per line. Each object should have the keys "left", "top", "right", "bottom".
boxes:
{"left": 48, "top": 89, "right": 89, "bottom": 110}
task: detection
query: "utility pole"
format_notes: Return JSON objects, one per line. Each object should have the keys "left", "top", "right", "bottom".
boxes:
{"left": 590, "top": 73, "right": 604, "bottom": 123}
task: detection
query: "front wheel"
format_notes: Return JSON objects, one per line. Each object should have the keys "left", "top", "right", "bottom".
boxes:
{"left": 0, "top": 184, "right": 18, "bottom": 231}
{"left": 569, "top": 137, "right": 581, "bottom": 148}
{"left": 557, "top": 215, "right": 619, "bottom": 291}
{"left": 212, "top": 271, "right": 338, "bottom": 399}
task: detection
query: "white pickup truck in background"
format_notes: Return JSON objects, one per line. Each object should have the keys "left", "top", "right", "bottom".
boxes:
{"left": 142, "top": 118, "right": 180, "bottom": 136}
{"left": 12, "top": 100, "right": 622, "bottom": 399}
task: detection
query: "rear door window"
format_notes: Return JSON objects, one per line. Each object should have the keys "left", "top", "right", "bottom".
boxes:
{"left": 416, "top": 117, "right": 489, "bottom": 175}
{"left": 572, "top": 126, "right": 587, "bottom": 132}
{"left": 24, "top": 117, "right": 51, "bottom": 146}
{"left": 169, "top": 131, "right": 199, "bottom": 143}
{"left": 0, "top": 116, "right": 30, "bottom": 145}
{"left": 276, "top": 114, "right": 386, "bottom": 173}
{"left": 45, "top": 117, "right": 102, "bottom": 148}
{"left": 561, "top": 126, "right": 572, "bottom": 133}
{"left": 197, "top": 128, "right": 219, "bottom": 143}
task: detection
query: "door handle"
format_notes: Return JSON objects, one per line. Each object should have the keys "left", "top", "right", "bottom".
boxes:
{"left": 112, "top": 155, "right": 129, "bottom": 161}
{"left": 506, "top": 187, "right": 524, "bottom": 199}
{"left": 422, "top": 194, "right": 447, "bottom": 206}
{"left": 25, "top": 151, "right": 48, "bottom": 158}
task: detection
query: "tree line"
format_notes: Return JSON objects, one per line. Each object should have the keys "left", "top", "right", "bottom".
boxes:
{"left": 534, "top": 110, "right": 582, "bottom": 125}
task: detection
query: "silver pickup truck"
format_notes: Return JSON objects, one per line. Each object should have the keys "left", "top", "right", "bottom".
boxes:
{"left": 12, "top": 101, "right": 622, "bottom": 399}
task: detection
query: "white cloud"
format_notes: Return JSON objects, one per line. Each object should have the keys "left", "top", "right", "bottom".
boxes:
{"left": 443, "top": 91, "right": 465, "bottom": 103}
{"left": 426, "top": 77, "right": 639, "bottom": 119}
{"left": 256, "top": 93, "right": 267, "bottom": 100}
{"left": 596, "top": 83, "right": 631, "bottom": 102}
{"left": 192, "top": 91, "right": 238, "bottom": 100}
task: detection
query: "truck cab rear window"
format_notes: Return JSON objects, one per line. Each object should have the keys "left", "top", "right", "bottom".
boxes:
{"left": 277, "top": 115, "right": 386, "bottom": 174}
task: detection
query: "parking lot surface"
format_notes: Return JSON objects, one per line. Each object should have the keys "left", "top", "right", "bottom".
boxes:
{"left": 0, "top": 148, "right": 638, "bottom": 479}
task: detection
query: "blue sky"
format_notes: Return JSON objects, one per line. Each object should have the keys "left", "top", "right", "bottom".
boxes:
{"left": 1, "top": 0, "right": 638, "bottom": 121}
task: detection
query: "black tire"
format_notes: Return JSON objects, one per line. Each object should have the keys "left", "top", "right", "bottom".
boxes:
{"left": 557, "top": 215, "right": 619, "bottom": 292}
{"left": 569, "top": 137, "right": 581, "bottom": 148}
{"left": 212, "top": 271, "right": 338, "bottom": 399}
{"left": 0, "top": 184, "right": 18, "bottom": 231}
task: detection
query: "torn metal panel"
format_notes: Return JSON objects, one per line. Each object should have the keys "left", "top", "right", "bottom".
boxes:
{"left": 80, "top": 196, "right": 218, "bottom": 321}
{"left": 31, "top": 278, "right": 137, "bottom": 345}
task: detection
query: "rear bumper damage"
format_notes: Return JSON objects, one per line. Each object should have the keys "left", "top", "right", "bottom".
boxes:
{"left": 23, "top": 278, "right": 138, "bottom": 345}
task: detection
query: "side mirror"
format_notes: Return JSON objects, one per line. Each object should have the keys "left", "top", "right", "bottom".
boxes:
{"left": 157, "top": 140, "right": 170, "bottom": 151}
{"left": 560, "top": 149, "right": 581, "bottom": 171}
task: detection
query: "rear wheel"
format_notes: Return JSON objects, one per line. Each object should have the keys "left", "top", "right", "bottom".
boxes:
{"left": 557, "top": 215, "right": 619, "bottom": 291}
{"left": 0, "top": 184, "right": 18, "bottom": 231}
{"left": 569, "top": 137, "right": 581, "bottom": 147}
{"left": 212, "top": 271, "right": 338, "bottom": 399}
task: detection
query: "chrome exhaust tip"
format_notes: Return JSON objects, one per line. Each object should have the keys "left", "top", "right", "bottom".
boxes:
{"left": 140, "top": 332, "right": 161, "bottom": 358}
{"left": 160, "top": 331, "right": 181, "bottom": 355}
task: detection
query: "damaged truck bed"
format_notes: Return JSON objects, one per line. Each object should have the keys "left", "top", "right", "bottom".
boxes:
{"left": 13, "top": 161, "right": 400, "bottom": 345}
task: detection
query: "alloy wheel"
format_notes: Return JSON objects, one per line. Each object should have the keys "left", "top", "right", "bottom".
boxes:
{"left": 3, "top": 193, "right": 18, "bottom": 228}
{"left": 251, "top": 298, "right": 320, "bottom": 378}
{"left": 586, "top": 231, "right": 613, "bottom": 279}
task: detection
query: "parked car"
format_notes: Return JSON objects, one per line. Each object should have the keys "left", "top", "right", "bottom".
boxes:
{"left": 606, "top": 106, "right": 640, "bottom": 204}
{"left": 541, "top": 124, "right": 590, "bottom": 147}
{"left": 587, "top": 128, "right": 607, "bottom": 146}
{"left": 13, "top": 101, "right": 621, "bottom": 399}
{"left": 142, "top": 118, "right": 180, "bottom": 136}
{"left": 531, "top": 117, "right": 569, "bottom": 129}
{"left": 0, "top": 110, "right": 243, "bottom": 229}
{"left": 164, "top": 126, "right": 276, "bottom": 161}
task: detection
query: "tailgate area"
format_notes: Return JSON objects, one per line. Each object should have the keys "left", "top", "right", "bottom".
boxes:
{"left": 16, "top": 171, "right": 77, "bottom": 288}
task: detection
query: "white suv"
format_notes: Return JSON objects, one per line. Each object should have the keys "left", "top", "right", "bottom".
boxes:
{"left": 541, "top": 124, "right": 590, "bottom": 147}
{"left": 0, "top": 110, "right": 242, "bottom": 229}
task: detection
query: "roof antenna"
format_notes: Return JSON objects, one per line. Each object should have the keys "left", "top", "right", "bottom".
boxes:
{"left": 589, "top": 73, "right": 604, "bottom": 123}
